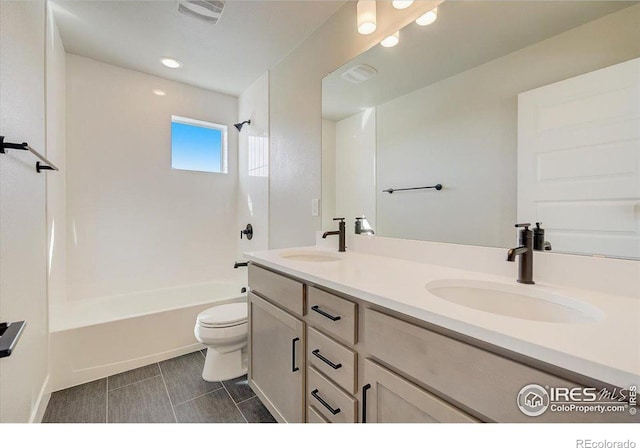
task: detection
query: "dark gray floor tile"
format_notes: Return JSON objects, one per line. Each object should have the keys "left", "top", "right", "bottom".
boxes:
{"left": 108, "top": 363, "right": 160, "bottom": 390}
{"left": 174, "top": 388, "right": 245, "bottom": 423}
{"left": 237, "top": 396, "right": 276, "bottom": 423}
{"left": 159, "top": 352, "right": 222, "bottom": 405}
{"left": 108, "top": 376, "right": 175, "bottom": 423}
{"left": 43, "top": 379, "right": 107, "bottom": 423}
{"left": 223, "top": 375, "right": 255, "bottom": 404}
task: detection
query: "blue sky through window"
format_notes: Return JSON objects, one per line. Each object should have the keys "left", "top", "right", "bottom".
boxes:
{"left": 171, "top": 120, "right": 223, "bottom": 173}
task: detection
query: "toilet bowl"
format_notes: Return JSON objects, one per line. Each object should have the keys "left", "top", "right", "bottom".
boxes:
{"left": 194, "top": 302, "right": 248, "bottom": 382}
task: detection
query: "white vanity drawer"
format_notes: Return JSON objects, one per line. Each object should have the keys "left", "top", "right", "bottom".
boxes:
{"left": 249, "top": 264, "right": 304, "bottom": 316}
{"left": 307, "top": 286, "right": 357, "bottom": 345}
{"left": 307, "top": 366, "right": 357, "bottom": 423}
{"left": 308, "top": 327, "right": 357, "bottom": 394}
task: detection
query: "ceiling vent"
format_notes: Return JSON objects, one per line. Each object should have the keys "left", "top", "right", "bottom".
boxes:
{"left": 177, "top": 0, "right": 225, "bottom": 24}
{"left": 341, "top": 64, "right": 378, "bottom": 84}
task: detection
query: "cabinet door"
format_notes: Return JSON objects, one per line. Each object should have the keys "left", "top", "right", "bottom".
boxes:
{"left": 362, "top": 359, "right": 478, "bottom": 423}
{"left": 248, "top": 292, "right": 305, "bottom": 423}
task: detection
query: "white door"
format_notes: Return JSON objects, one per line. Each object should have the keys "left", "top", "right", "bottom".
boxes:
{"left": 518, "top": 58, "right": 640, "bottom": 259}
{"left": 0, "top": 0, "right": 49, "bottom": 422}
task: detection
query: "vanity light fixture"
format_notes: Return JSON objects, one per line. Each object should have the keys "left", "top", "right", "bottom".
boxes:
{"left": 357, "top": 0, "right": 376, "bottom": 35}
{"left": 153, "top": 89, "right": 167, "bottom": 96}
{"left": 392, "top": 1, "right": 414, "bottom": 9}
{"left": 380, "top": 30, "right": 400, "bottom": 48}
{"left": 160, "top": 58, "right": 183, "bottom": 69}
{"left": 416, "top": 7, "right": 438, "bottom": 26}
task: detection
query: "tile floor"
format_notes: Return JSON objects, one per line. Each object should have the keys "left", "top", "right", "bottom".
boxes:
{"left": 43, "top": 350, "right": 276, "bottom": 423}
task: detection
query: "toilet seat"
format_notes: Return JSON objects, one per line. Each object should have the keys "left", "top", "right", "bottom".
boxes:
{"left": 197, "top": 303, "right": 247, "bottom": 328}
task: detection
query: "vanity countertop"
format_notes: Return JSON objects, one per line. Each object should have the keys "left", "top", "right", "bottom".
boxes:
{"left": 244, "top": 246, "right": 639, "bottom": 388}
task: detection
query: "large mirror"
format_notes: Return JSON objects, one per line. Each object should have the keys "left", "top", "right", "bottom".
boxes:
{"left": 322, "top": 0, "right": 640, "bottom": 259}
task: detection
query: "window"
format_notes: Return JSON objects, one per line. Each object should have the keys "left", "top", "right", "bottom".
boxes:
{"left": 171, "top": 115, "right": 227, "bottom": 173}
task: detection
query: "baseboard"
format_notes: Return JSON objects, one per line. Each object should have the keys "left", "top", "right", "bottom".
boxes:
{"left": 30, "top": 374, "right": 51, "bottom": 423}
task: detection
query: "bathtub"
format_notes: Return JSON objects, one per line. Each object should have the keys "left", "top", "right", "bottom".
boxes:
{"left": 49, "top": 281, "right": 246, "bottom": 392}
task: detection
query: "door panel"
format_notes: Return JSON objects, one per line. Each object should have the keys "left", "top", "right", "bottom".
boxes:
{"left": 248, "top": 292, "right": 305, "bottom": 422}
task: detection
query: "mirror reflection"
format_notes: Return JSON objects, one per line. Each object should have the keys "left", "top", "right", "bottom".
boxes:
{"left": 322, "top": 0, "right": 640, "bottom": 259}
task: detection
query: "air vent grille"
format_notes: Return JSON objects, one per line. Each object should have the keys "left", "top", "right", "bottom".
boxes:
{"left": 177, "top": 0, "right": 225, "bottom": 24}
{"left": 341, "top": 64, "right": 378, "bottom": 84}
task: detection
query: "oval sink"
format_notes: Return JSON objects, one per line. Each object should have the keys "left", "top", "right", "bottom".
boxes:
{"left": 279, "top": 251, "right": 342, "bottom": 263}
{"left": 426, "top": 279, "right": 604, "bottom": 323}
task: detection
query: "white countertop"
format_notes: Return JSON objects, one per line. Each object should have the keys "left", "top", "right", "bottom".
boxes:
{"left": 244, "top": 246, "right": 640, "bottom": 388}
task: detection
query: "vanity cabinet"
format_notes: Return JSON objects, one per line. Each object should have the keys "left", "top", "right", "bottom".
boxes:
{"left": 362, "top": 359, "right": 478, "bottom": 423}
{"left": 247, "top": 263, "right": 306, "bottom": 424}
{"left": 248, "top": 262, "right": 636, "bottom": 424}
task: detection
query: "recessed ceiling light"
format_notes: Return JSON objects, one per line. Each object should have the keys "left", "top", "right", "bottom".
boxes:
{"left": 381, "top": 31, "right": 400, "bottom": 48}
{"left": 153, "top": 89, "right": 166, "bottom": 96}
{"left": 160, "top": 58, "right": 182, "bottom": 69}
{"left": 392, "top": 1, "right": 413, "bottom": 9}
{"left": 416, "top": 7, "right": 438, "bottom": 26}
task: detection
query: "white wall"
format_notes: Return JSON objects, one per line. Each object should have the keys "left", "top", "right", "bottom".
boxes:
{"left": 335, "top": 109, "right": 376, "bottom": 235}
{"left": 238, "top": 72, "right": 269, "bottom": 258}
{"left": 269, "top": 0, "right": 443, "bottom": 249}
{"left": 376, "top": 4, "right": 640, "bottom": 248}
{"left": 321, "top": 119, "right": 336, "bottom": 230}
{"left": 46, "top": 5, "right": 66, "bottom": 309}
{"left": 0, "top": 0, "right": 50, "bottom": 423}
{"left": 65, "top": 55, "right": 239, "bottom": 301}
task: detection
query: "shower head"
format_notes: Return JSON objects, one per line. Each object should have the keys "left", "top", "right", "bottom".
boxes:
{"left": 234, "top": 120, "right": 251, "bottom": 132}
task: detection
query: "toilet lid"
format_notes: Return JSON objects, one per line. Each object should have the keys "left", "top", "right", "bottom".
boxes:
{"left": 197, "top": 303, "right": 247, "bottom": 328}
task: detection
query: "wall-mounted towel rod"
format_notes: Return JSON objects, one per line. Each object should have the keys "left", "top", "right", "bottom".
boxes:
{"left": 0, "top": 136, "right": 59, "bottom": 173}
{"left": 383, "top": 184, "right": 443, "bottom": 194}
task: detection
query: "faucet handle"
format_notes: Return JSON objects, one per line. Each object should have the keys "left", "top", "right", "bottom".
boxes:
{"left": 333, "top": 218, "right": 345, "bottom": 222}
{"left": 515, "top": 223, "right": 531, "bottom": 229}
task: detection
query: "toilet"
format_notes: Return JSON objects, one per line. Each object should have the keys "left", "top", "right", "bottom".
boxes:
{"left": 194, "top": 302, "right": 248, "bottom": 382}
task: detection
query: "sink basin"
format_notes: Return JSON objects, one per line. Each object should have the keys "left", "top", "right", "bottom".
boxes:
{"left": 279, "top": 250, "right": 342, "bottom": 263}
{"left": 426, "top": 279, "right": 604, "bottom": 323}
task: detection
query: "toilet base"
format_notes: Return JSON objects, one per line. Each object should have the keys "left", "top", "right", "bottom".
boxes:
{"left": 202, "top": 347, "right": 247, "bottom": 382}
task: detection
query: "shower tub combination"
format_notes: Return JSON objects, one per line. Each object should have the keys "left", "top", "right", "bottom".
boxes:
{"left": 49, "top": 281, "right": 246, "bottom": 392}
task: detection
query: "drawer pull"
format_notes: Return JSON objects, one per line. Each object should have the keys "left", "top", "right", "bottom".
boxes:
{"left": 311, "top": 305, "right": 341, "bottom": 321}
{"left": 312, "top": 349, "right": 343, "bottom": 370}
{"left": 362, "top": 384, "right": 371, "bottom": 423}
{"left": 311, "top": 389, "right": 341, "bottom": 415}
{"left": 291, "top": 337, "right": 300, "bottom": 373}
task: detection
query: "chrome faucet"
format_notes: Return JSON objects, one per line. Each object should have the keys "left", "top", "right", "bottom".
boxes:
{"left": 322, "top": 218, "right": 346, "bottom": 252}
{"left": 507, "top": 223, "right": 534, "bottom": 284}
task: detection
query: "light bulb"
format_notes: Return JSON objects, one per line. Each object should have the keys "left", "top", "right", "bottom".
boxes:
{"left": 380, "top": 31, "right": 400, "bottom": 48}
{"left": 392, "top": 1, "right": 414, "bottom": 9}
{"left": 416, "top": 7, "right": 437, "bottom": 26}
{"left": 357, "top": 0, "right": 376, "bottom": 35}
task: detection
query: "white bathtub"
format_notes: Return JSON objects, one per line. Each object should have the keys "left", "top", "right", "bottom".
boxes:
{"left": 49, "top": 281, "right": 246, "bottom": 392}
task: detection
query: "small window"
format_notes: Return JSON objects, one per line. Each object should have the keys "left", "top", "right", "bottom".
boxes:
{"left": 171, "top": 115, "right": 227, "bottom": 173}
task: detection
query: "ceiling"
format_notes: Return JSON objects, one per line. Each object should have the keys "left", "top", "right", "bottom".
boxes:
{"left": 323, "top": 1, "right": 638, "bottom": 121}
{"left": 52, "top": 0, "right": 345, "bottom": 97}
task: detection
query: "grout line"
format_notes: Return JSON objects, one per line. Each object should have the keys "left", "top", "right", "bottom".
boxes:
{"left": 105, "top": 376, "right": 109, "bottom": 424}
{"left": 234, "top": 395, "right": 258, "bottom": 407}
{"left": 108, "top": 374, "right": 162, "bottom": 392}
{"left": 158, "top": 362, "right": 178, "bottom": 424}
{"left": 223, "top": 382, "right": 248, "bottom": 423}
{"left": 171, "top": 385, "right": 224, "bottom": 407}
{"left": 199, "top": 349, "right": 207, "bottom": 359}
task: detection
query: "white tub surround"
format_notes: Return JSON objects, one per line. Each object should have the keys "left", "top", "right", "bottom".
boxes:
{"left": 244, "top": 245, "right": 639, "bottom": 388}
